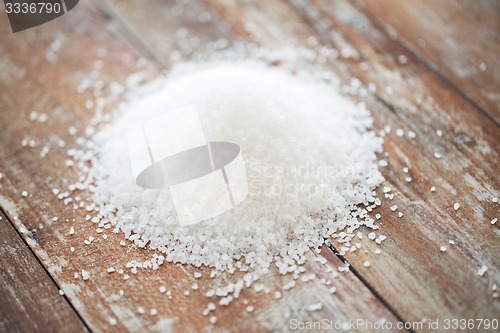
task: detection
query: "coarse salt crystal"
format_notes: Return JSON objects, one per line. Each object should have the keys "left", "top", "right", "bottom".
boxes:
{"left": 453, "top": 203, "right": 460, "bottom": 211}
{"left": 307, "top": 303, "right": 323, "bottom": 312}
{"left": 477, "top": 265, "right": 488, "bottom": 277}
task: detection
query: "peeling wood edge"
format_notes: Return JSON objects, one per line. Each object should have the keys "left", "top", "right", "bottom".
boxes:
{"left": 0, "top": 204, "right": 93, "bottom": 333}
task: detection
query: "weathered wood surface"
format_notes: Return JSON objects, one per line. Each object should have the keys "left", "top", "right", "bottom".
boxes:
{"left": 0, "top": 1, "right": 409, "bottom": 332}
{"left": 357, "top": 0, "right": 500, "bottom": 123}
{"left": 104, "top": 0, "right": 500, "bottom": 330}
{"left": 0, "top": 0, "right": 498, "bottom": 332}
{"left": 290, "top": 0, "right": 500, "bottom": 326}
{"left": 0, "top": 210, "right": 89, "bottom": 333}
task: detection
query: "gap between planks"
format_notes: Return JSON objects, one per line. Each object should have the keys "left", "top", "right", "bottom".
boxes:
{"left": 0, "top": 208, "right": 91, "bottom": 333}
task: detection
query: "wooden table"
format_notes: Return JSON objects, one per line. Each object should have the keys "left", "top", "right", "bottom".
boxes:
{"left": 0, "top": 1, "right": 498, "bottom": 332}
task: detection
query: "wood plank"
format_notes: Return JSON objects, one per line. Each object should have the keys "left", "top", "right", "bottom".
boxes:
{"left": 0, "top": 0, "right": 408, "bottom": 332}
{"left": 288, "top": 0, "right": 500, "bottom": 328}
{"left": 153, "top": 0, "right": 500, "bottom": 330}
{"left": 356, "top": 0, "right": 500, "bottom": 123}
{"left": 0, "top": 210, "right": 89, "bottom": 333}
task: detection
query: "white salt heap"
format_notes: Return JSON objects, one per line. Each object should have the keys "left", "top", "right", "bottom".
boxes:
{"left": 73, "top": 60, "right": 384, "bottom": 276}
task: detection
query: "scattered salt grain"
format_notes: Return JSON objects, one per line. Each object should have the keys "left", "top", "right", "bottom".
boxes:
{"left": 390, "top": 205, "right": 398, "bottom": 211}
{"left": 109, "top": 318, "right": 117, "bottom": 326}
{"left": 448, "top": 240, "right": 455, "bottom": 245}
{"left": 150, "top": 309, "right": 158, "bottom": 316}
{"left": 453, "top": 203, "right": 460, "bottom": 211}
{"left": 246, "top": 306, "right": 254, "bottom": 313}
{"left": 436, "top": 130, "right": 443, "bottom": 137}
{"left": 434, "top": 152, "right": 442, "bottom": 159}
{"left": 21, "top": 191, "right": 28, "bottom": 197}
{"left": 395, "top": 128, "right": 404, "bottom": 137}
{"left": 491, "top": 218, "right": 498, "bottom": 225}
{"left": 430, "top": 186, "right": 436, "bottom": 192}
{"left": 440, "top": 246, "right": 447, "bottom": 252}
{"left": 137, "top": 307, "right": 145, "bottom": 314}
{"left": 397, "top": 54, "right": 408, "bottom": 64}
{"left": 209, "top": 316, "right": 217, "bottom": 324}
{"left": 477, "top": 265, "right": 488, "bottom": 277}
{"left": 159, "top": 286, "right": 167, "bottom": 293}
{"left": 363, "top": 261, "right": 371, "bottom": 267}
{"left": 307, "top": 303, "right": 323, "bottom": 312}
{"left": 58, "top": 289, "right": 65, "bottom": 296}
{"left": 69, "top": 227, "right": 75, "bottom": 235}
{"left": 107, "top": 267, "right": 115, "bottom": 273}
{"left": 81, "top": 270, "right": 90, "bottom": 280}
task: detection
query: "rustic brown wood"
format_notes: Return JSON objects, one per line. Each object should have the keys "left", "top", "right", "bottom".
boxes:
{"left": 0, "top": 0, "right": 410, "bottom": 332}
{"left": 0, "top": 210, "right": 89, "bottom": 333}
{"left": 356, "top": 0, "right": 500, "bottom": 123}
{"left": 104, "top": 0, "right": 500, "bottom": 331}
{"left": 250, "top": 0, "right": 500, "bottom": 329}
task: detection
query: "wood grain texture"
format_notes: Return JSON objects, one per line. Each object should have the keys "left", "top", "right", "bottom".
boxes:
{"left": 357, "top": 0, "right": 500, "bottom": 124}
{"left": 288, "top": 0, "right": 500, "bottom": 329}
{"left": 0, "top": 0, "right": 408, "bottom": 332}
{"left": 166, "top": 0, "right": 499, "bottom": 330}
{"left": 0, "top": 211, "right": 88, "bottom": 333}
